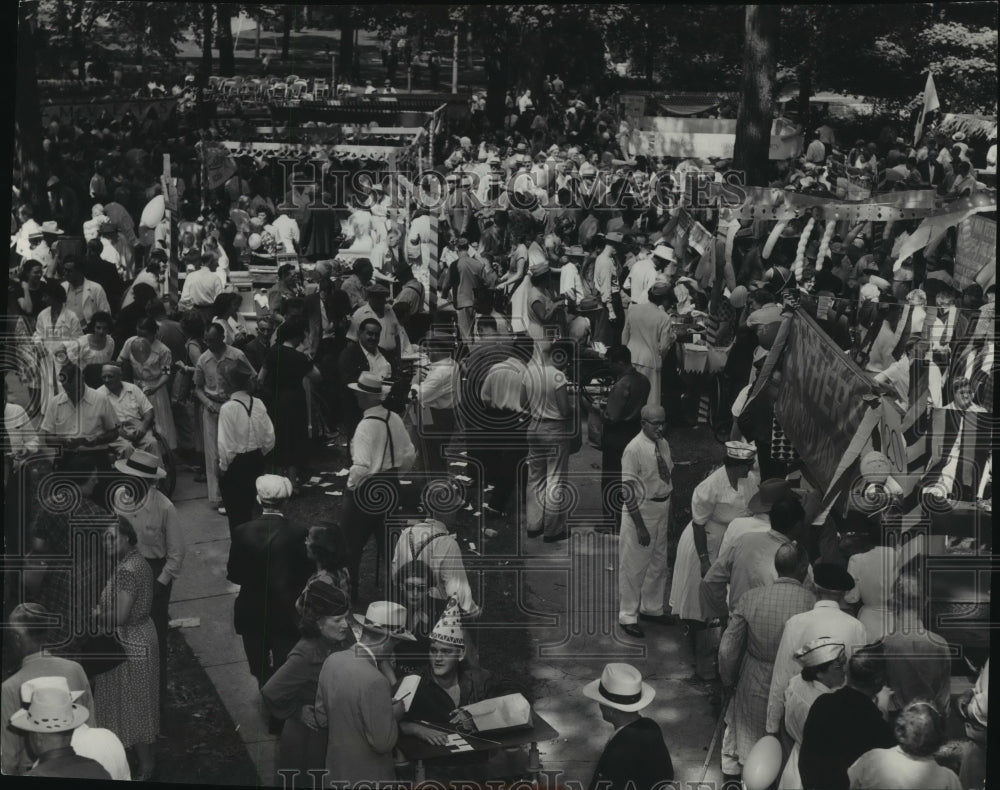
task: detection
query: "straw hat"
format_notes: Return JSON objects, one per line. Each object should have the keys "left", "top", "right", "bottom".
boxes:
{"left": 793, "top": 636, "right": 845, "bottom": 668}
{"left": 256, "top": 474, "right": 293, "bottom": 503}
{"left": 10, "top": 687, "right": 89, "bottom": 733}
{"left": 353, "top": 601, "right": 415, "bottom": 641}
{"left": 114, "top": 449, "right": 167, "bottom": 480}
{"left": 582, "top": 663, "right": 655, "bottom": 712}
{"left": 348, "top": 371, "right": 392, "bottom": 397}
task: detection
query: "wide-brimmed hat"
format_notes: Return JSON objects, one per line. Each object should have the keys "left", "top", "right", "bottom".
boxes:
{"left": 652, "top": 245, "right": 675, "bottom": 262}
{"left": 19, "top": 676, "right": 86, "bottom": 704}
{"left": 354, "top": 601, "right": 415, "bottom": 641}
{"left": 604, "top": 231, "right": 625, "bottom": 245}
{"left": 10, "top": 687, "right": 89, "bottom": 733}
{"left": 577, "top": 295, "right": 601, "bottom": 312}
{"left": 367, "top": 282, "right": 390, "bottom": 296}
{"left": 348, "top": 371, "right": 391, "bottom": 396}
{"left": 564, "top": 245, "right": 586, "bottom": 258}
{"left": 582, "top": 663, "right": 655, "bottom": 712}
{"left": 114, "top": 449, "right": 167, "bottom": 480}
{"left": 793, "top": 636, "right": 845, "bottom": 668}
{"left": 748, "top": 478, "right": 799, "bottom": 514}
{"left": 40, "top": 221, "right": 64, "bottom": 236}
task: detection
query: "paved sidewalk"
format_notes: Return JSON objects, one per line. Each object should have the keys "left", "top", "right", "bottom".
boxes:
{"left": 168, "top": 471, "right": 277, "bottom": 786}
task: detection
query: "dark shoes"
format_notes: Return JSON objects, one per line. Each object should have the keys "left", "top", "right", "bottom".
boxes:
{"left": 620, "top": 623, "right": 645, "bottom": 638}
{"left": 639, "top": 613, "right": 677, "bottom": 626}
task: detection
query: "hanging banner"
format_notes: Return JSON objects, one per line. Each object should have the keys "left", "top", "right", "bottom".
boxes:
{"left": 771, "top": 311, "right": 877, "bottom": 492}
{"left": 635, "top": 117, "right": 802, "bottom": 160}
{"left": 955, "top": 215, "right": 996, "bottom": 289}
{"left": 40, "top": 97, "right": 179, "bottom": 127}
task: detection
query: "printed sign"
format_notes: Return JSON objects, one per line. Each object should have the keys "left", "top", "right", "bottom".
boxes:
{"left": 773, "top": 311, "right": 875, "bottom": 492}
{"left": 634, "top": 117, "right": 803, "bottom": 160}
{"left": 955, "top": 215, "right": 996, "bottom": 290}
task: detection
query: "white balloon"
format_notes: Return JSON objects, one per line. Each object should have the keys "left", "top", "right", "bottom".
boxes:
{"left": 140, "top": 195, "right": 166, "bottom": 229}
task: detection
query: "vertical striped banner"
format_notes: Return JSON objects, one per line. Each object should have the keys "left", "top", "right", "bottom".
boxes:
{"left": 426, "top": 214, "right": 439, "bottom": 315}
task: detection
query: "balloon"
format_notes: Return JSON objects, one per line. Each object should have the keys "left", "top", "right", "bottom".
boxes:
{"left": 140, "top": 195, "right": 165, "bottom": 229}
{"left": 743, "top": 734, "right": 783, "bottom": 790}
{"left": 247, "top": 233, "right": 262, "bottom": 251}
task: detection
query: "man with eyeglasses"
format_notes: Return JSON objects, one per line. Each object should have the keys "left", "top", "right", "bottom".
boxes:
{"left": 618, "top": 405, "right": 674, "bottom": 639}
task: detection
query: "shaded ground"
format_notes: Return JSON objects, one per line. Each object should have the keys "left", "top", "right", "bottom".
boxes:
{"left": 158, "top": 628, "right": 261, "bottom": 786}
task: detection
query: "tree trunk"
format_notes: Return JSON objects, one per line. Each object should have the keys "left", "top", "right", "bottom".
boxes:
{"left": 338, "top": 23, "right": 355, "bottom": 80}
{"left": 255, "top": 14, "right": 261, "bottom": 60}
{"left": 797, "top": 63, "right": 812, "bottom": 132}
{"left": 54, "top": 0, "right": 69, "bottom": 35}
{"left": 15, "top": 4, "right": 45, "bottom": 209}
{"left": 645, "top": 24, "right": 654, "bottom": 82}
{"left": 217, "top": 3, "right": 236, "bottom": 76}
{"left": 201, "top": 5, "right": 214, "bottom": 79}
{"left": 466, "top": 27, "right": 474, "bottom": 69}
{"left": 281, "top": 5, "right": 293, "bottom": 60}
{"left": 484, "top": 50, "right": 509, "bottom": 128}
{"left": 733, "top": 5, "right": 777, "bottom": 187}
{"left": 71, "top": 3, "right": 84, "bottom": 79}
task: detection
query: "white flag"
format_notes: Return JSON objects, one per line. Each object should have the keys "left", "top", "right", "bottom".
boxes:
{"left": 914, "top": 72, "right": 940, "bottom": 146}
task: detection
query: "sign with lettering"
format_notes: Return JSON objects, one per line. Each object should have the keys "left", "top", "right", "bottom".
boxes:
{"left": 634, "top": 117, "right": 802, "bottom": 160}
{"left": 955, "top": 215, "right": 996, "bottom": 290}
{"left": 773, "top": 311, "right": 875, "bottom": 491}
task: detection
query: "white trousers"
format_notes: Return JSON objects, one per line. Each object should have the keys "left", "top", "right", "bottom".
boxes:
{"left": 202, "top": 407, "right": 221, "bottom": 504}
{"left": 618, "top": 498, "right": 670, "bottom": 624}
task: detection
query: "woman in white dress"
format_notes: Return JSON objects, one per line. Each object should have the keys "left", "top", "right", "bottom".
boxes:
{"left": 669, "top": 441, "right": 759, "bottom": 624}
{"left": 844, "top": 513, "right": 899, "bottom": 642}
{"left": 33, "top": 281, "right": 83, "bottom": 409}
{"left": 118, "top": 318, "right": 177, "bottom": 450}
{"left": 77, "top": 311, "right": 116, "bottom": 388}
{"left": 778, "top": 636, "right": 846, "bottom": 790}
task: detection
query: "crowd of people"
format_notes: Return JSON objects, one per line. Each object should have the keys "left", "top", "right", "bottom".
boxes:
{"left": 3, "top": 60, "right": 994, "bottom": 789}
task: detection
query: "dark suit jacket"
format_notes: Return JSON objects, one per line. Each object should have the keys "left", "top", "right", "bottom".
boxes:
{"left": 798, "top": 686, "right": 895, "bottom": 790}
{"left": 589, "top": 717, "right": 673, "bottom": 790}
{"left": 227, "top": 514, "right": 313, "bottom": 638}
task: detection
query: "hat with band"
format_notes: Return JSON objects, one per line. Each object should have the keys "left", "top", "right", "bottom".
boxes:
{"left": 582, "top": 663, "right": 655, "bottom": 712}
{"left": 348, "top": 371, "right": 392, "bottom": 396}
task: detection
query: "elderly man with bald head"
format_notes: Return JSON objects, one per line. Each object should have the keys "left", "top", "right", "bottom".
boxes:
{"left": 97, "top": 363, "right": 159, "bottom": 458}
{"left": 618, "top": 405, "right": 675, "bottom": 638}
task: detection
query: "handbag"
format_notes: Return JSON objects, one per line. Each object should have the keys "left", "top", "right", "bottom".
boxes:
{"left": 56, "top": 633, "right": 128, "bottom": 677}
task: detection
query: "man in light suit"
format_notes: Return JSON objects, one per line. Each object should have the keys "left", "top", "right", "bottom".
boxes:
{"left": 621, "top": 282, "right": 675, "bottom": 407}
{"left": 314, "top": 602, "right": 414, "bottom": 786}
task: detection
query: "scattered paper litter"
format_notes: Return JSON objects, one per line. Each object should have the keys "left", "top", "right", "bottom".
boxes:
{"left": 319, "top": 482, "right": 332, "bottom": 487}
{"left": 484, "top": 528, "right": 499, "bottom": 538}
{"left": 464, "top": 503, "right": 474, "bottom": 511}
{"left": 168, "top": 617, "right": 201, "bottom": 629}
{"left": 483, "top": 484, "right": 495, "bottom": 492}
{"left": 449, "top": 461, "right": 468, "bottom": 468}
{"left": 334, "top": 468, "right": 350, "bottom": 477}
{"left": 309, "top": 476, "right": 321, "bottom": 483}
{"left": 454, "top": 474, "right": 473, "bottom": 483}
{"left": 473, "top": 511, "right": 481, "bottom": 517}
{"left": 400, "top": 480, "right": 413, "bottom": 485}
{"left": 325, "top": 491, "right": 343, "bottom": 497}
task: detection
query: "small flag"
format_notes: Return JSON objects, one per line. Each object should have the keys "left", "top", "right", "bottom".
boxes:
{"left": 914, "top": 72, "right": 940, "bottom": 146}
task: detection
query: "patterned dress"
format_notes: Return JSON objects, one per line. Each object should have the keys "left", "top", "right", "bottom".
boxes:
{"left": 120, "top": 336, "right": 177, "bottom": 449}
{"left": 94, "top": 547, "right": 160, "bottom": 749}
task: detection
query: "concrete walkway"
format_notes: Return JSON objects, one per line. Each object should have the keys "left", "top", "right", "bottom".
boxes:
{"left": 165, "top": 437, "right": 725, "bottom": 788}
{"left": 168, "top": 471, "right": 278, "bottom": 786}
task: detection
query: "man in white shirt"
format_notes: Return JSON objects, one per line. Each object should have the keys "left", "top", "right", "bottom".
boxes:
{"left": 270, "top": 213, "right": 300, "bottom": 254}
{"left": 180, "top": 254, "right": 224, "bottom": 322}
{"left": 120, "top": 248, "right": 165, "bottom": 308}
{"left": 347, "top": 283, "right": 406, "bottom": 358}
{"left": 391, "top": 518, "right": 480, "bottom": 617}
{"left": 765, "top": 563, "right": 868, "bottom": 736}
{"left": 625, "top": 244, "right": 674, "bottom": 307}
{"left": 40, "top": 362, "right": 120, "bottom": 453}
{"left": 594, "top": 232, "right": 625, "bottom": 346}
{"left": 62, "top": 257, "right": 111, "bottom": 325}
{"left": 341, "top": 372, "right": 415, "bottom": 601}
{"left": 559, "top": 245, "right": 588, "bottom": 303}
{"left": 217, "top": 361, "right": 275, "bottom": 533}
{"left": 621, "top": 283, "right": 674, "bottom": 407}
{"left": 618, "top": 406, "right": 674, "bottom": 638}
{"left": 409, "top": 335, "right": 459, "bottom": 476}
{"left": 97, "top": 221, "right": 125, "bottom": 277}
{"left": 98, "top": 363, "right": 159, "bottom": 458}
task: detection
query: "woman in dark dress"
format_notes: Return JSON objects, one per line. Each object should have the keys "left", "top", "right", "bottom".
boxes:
{"left": 258, "top": 316, "right": 320, "bottom": 492}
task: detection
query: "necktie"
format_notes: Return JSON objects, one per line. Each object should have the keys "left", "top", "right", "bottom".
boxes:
{"left": 654, "top": 442, "right": 671, "bottom": 485}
